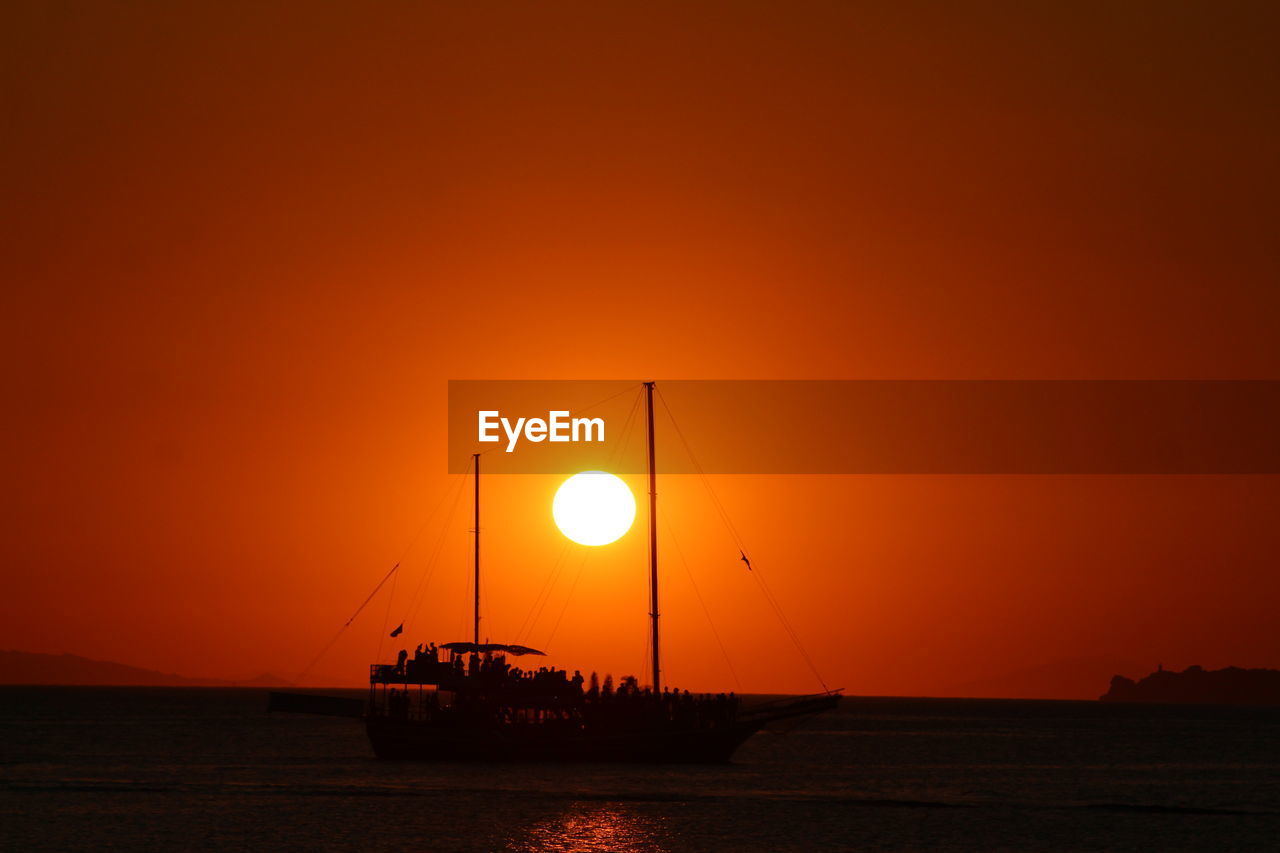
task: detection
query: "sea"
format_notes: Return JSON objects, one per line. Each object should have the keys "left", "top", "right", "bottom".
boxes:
{"left": 1, "top": 688, "right": 1277, "bottom": 852}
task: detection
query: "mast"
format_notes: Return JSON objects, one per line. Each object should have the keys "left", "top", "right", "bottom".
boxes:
{"left": 473, "top": 452, "right": 480, "bottom": 645}
{"left": 644, "top": 381, "right": 660, "bottom": 692}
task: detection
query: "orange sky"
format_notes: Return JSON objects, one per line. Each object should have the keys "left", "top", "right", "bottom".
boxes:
{"left": 2, "top": 2, "right": 1278, "bottom": 696}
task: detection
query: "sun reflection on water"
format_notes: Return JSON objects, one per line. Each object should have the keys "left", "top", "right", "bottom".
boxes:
{"left": 505, "top": 802, "right": 670, "bottom": 853}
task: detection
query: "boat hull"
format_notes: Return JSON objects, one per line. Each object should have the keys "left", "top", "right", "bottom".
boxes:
{"left": 365, "top": 716, "right": 760, "bottom": 763}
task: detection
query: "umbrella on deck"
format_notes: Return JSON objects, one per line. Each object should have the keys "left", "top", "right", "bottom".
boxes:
{"left": 441, "top": 642, "right": 547, "bottom": 656}
{"left": 503, "top": 645, "right": 547, "bottom": 657}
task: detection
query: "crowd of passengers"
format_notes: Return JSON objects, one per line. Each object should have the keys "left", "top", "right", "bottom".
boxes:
{"left": 386, "top": 646, "right": 739, "bottom": 725}
{"left": 393, "top": 644, "right": 581, "bottom": 692}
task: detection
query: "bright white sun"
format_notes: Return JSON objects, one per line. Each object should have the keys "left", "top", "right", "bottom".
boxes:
{"left": 552, "top": 471, "right": 637, "bottom": 546}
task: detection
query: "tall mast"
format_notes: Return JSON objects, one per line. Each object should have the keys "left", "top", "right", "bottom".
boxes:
{"left": 473, "top": 452, "right": 480, "bottom": 645}
{"left": 644, "top": 381, "right": 660, "bottom": 692}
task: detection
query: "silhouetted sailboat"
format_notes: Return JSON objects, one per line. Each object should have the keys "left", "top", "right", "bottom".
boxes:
{"left": 277, "top": 382, "right": 840, "bottom": 762}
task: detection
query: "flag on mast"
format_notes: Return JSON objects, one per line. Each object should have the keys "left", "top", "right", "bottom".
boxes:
{"left": 389, "top": 623, "right": 403, "bottom": 637}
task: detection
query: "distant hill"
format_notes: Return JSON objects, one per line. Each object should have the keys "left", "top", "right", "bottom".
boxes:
{"left": 1100, "top": 665, "right": 1280, "bottom": 705}
{"left": 0, "top": 650, "right": 290, "bottom": 687}
{"left": 230, "top": 671, "right": 293, "bottom": 688}
{"left": 939, "top": 657, "right": 1147, "bottom": 700}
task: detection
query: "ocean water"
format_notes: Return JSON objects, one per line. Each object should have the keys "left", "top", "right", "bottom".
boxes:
{"left": 1, "top": 688, "right": 1277, "bottom": 851}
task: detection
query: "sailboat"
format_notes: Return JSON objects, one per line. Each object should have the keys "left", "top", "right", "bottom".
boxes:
{"left": 279, "top": 382, "right": 841, "bottom": 762}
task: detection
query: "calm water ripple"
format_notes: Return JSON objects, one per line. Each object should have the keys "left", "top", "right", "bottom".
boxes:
{"left": 1, "top": 688, "right": 1277, "bottom": 851}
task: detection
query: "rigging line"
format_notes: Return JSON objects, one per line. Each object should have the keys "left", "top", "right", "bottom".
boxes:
{"left": 297, "top": 457, "right": 470, "bottom": 683}
{"left": 543, "top": 548, "right": 591, "bottom": 651}
{"left": 402, "top": 457, "right": 471, "bottom": 617}
{"left": 293, "top": 633, "right": 343, "bottom": 689}
{"left": 599, "top": 386, "right": 641, "bottom": 500}
{"left": 609, "top": 387, "right": 644, "bottom": 468}
{"left": 295, "top": 561, "right": 400, "bottom": 685}
{"left": 736, "top": 552, "right": 828, "bottom": 691}
{"left": 393, "top": 457, "right": 469, "bottom": 569}
{"left": 749, "top": 567, "right": 829, "bottom": 692}
{"left": 656, "top": 387, "right": 788, "bottom": 597}
{"left": 656, "top": 388, "right": 748, "bottom": 546}
{"left": 655, "top": 386, "right": 830, "bottom": 692}
{"left": 662, "top": 513, "right": 743, "bottom": 691}
{"left": 568, "top": 382, "right": 644, "bottom": 419}
{"left": 376, "top": 558, "right": 401, "bottom": 662}
{"left": 343, "top": 564, "right": 401, "bottom": 628}
{"left": 514, "top": 538, "right": 572, "bottom": 644}
{"left": 614, "top": 385, "right": 649, "bottom": 685}
{"left": 515, "top": 549, "right": 568, "bottom": 643}
{"left": 519, "top": 543, "right": 571, "bottom": 645}
{"left": 738, "top": 555, "right": 828, "bottom": 690}
{"left": 401, "top": 463, "right": 471, "bottom": 634}
{"left": 519, "top": 386, "right": 644, "bottom": 646}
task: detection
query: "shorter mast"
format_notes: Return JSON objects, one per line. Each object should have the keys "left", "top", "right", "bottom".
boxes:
{"left": 473, "top": 452, "right": 480, "bottom": 645}
{"left": 645, "top": 381, "right": 660, "bottom": 693}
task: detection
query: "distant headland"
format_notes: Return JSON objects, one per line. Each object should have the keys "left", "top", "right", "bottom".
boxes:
{"left": 1101, "top": 665, "right": 1280, "bottom": 706}
{"left": 0, "top": 650, "right": 289, "bottom": 687}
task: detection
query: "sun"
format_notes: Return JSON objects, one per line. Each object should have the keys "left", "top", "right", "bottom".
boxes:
{"left": 552, "top": 471, "right": 637, "bottom": 546}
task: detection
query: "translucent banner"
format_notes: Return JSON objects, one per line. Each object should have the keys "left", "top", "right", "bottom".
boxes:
{"left": 447, "top": 380, "right": 1280, "bottom": 474}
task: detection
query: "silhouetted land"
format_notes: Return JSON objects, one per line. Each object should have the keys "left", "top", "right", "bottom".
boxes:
{"left": 0, "top": 650, "right": 288, "bottom": 687}
{"left": 1101, "top": 665, "right": 1280, "bottom": 705}
{"left": 940, "top": 656, "right": 1145, "bottom": 700}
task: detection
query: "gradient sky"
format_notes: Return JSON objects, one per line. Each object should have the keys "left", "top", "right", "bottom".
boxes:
{"left": 3, "top": 2, "right": 1278, "bottom": 695}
